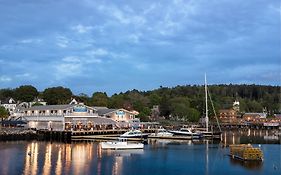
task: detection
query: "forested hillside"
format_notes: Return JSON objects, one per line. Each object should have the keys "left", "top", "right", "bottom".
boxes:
{"left": 0, "top": 84, "right": 280, "bottom": 122}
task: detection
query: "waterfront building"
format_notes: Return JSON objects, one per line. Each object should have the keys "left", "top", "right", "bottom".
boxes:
{"left": 19, "top": 104, "right": 139, "bottom": 131}
{"left": 20, "top": 104, "right": 112, "bottom": 131}
{"left": 242, "top": 113, "right": 267, "bottom": 122}
{"left": 219, "top": 109, "right": 238, "bottom": 123}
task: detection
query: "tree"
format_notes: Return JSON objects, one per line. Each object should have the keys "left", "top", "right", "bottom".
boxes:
{"left": 76, "top": 93, "right": 91, "bottom": 105}
{"left": 14, "top": 85, "right": 38, "bottom": 102}
{"left": 91, "top": 92, "right": 109, "bottom": 106}
{"left": 108, "top": 94, "right": 126, "bottom": 108}
{"left": 169, "top": 97, "right": 190, "bottom": 120}
{"left": 186, "top": 108, "right": 200, "bottom": 122}
{"left": 136, "top": 107, "right": 151, "bottom": 122}
{"left": 0, "top": 106, "right": 9, "bottom": 127}
{"left": 42, "top": 86, "right": 72, "bottom": 105}
{"left": 0, "top": 88, "right": 15, "bottom": 100}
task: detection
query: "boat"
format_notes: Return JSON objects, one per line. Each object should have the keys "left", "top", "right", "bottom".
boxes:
{"left": 120, "top": 129, "right": 149, "bottom": 139}
{"left": 151, "top": 128, "right": 173, "bottom": 137}
{"left": 101, "top": 138, "right": 144, "bottom": 150}
{"left": 229, "top": 144, "right": 263, "bottom": 161}
{"left": 169, "top": 128, "right": 202, "bottom": 139}
{"left": 192, "top": 74, "right": 222, "bottom": 139}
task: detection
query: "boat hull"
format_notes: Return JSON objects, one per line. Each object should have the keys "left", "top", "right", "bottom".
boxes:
{"left": 168, "top": 131, "right": 202, "bottom": 139}
{"left": 120, "top": 134, "right": 149, "bottom": 139}
{"left": 101, "top": 141, "right": 144, "bottom": 149}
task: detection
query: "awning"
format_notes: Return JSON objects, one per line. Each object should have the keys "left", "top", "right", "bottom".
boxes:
{"left": 1, "top": 120, "right": 27, "bottom": 125}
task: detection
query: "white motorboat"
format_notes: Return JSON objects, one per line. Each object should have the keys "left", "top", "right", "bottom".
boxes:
{"left": 120, "top": 130, "right": 149, "bottom": 139}
{"left": 101, "top": 138, "right": 144, "bottom": 150}
{"left": 151, "top": 128, "right": 173, "bottom": 137}
{"left": 169, "top": 128, "right": 202, "bottom": 139}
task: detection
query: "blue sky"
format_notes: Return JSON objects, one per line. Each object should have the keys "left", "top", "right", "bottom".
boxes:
{"left": 0, "top": 0, "right": 280, "bottom": 95}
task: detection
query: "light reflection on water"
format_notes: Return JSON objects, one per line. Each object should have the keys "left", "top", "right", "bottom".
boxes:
{"left": 0, "top": 130, "right": 280, "bottom": 175}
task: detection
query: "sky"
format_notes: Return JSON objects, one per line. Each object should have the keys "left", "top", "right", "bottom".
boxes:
{"left": 0, "top": 0, "right": 280, "bottom": 96}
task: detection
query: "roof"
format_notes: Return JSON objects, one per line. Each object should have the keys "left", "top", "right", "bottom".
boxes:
{"left": 1, "top": 98, "right": 16, "bottom": 104}
{"left": 92, "top": 117, "right": 117, "bottom": 125}
{"left": 0, "top": 120, "right": 27, "bottom": 125}
{"left": 243, "top": 113, "right": 267, "bottom": 118}
{"left": 97, "top": 108, "right": 117, "bottom": 115}
{"left": 25, "top": 104, "right": 75, "bottom": 111}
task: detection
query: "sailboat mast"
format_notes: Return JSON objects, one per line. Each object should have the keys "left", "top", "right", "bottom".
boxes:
{"left": 205, "top": 74, "right": 209, "bottom": 132}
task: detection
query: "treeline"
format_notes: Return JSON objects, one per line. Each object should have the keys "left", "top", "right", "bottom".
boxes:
{"left": 0, "top": 84, "right": 280, "bottom": 122}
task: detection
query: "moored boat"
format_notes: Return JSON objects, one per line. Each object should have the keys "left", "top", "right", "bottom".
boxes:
{"left": 120, "top": 129, "right": 149, "bottom": 139}
{"left": 169, "top": 128, "right": 202, "bottom": 139}
{"left": 151, "top": 128, "right": 173, "bottom": 137}
{"left": 101, "top": 138, "right": 144, "bottom": 149}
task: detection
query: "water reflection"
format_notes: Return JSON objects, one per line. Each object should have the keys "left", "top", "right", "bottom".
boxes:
{"left": 24, "top": 142, "right": 38, "bottom": 175}
{"left": 230, "top": 158, "right": 263, "bottom": 170}
{"left": 42, "top": 143, "right": 52, "bottom": 175}
{"left": 0, "top": 130, "right": 280, "bottom": 175}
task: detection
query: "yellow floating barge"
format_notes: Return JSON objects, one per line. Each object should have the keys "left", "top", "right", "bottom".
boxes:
{"left": 229, "top": 144, "right": 263, "bottom": 161}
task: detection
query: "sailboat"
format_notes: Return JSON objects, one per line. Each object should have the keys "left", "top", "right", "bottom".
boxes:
{"left": 192, "top": 74, "right": 222, "bottom": 139}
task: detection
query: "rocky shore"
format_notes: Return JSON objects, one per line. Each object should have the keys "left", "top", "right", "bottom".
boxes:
{"left": 0, "top": 128, "right": 37, "bottom": 141}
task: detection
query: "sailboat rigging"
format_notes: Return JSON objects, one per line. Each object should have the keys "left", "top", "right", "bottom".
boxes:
{"left": 192, "top": 74, "right": 222, "bottom": 139}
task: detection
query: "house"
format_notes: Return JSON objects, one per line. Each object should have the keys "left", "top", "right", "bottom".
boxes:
{"left": 29, "top": 98, "right": 47, "bottom": 106}
{"left": 0, "top": 98, "right": 17, "bottom": 114}
{"left": 219, "top": 109, "right": 238, "bottom": 123}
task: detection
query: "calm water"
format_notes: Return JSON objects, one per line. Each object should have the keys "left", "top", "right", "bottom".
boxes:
{"left": 0, "top": 130, "right": 280, "bottom": 175}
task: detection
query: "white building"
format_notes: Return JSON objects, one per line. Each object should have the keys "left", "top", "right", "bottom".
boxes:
{"left": 19, "top": 104, "right": 138, "bottom": 131}
{"left": 0, "top": 98, "right": 17, "bottom": 115}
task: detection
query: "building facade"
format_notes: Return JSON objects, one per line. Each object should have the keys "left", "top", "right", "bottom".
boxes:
{"left": 0, "top": 98, "right": 17, "bottom": 115}
{"left": 219, "top": 109, "right": 238, "bottom": 123}
{"left": 19, "top": 104, "right": 137, "bottom": 131}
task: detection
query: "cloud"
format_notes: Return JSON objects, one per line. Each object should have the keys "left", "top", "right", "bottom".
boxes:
{"left": 53, "top": 56, "right": 83, "bottom": 79}
{"left": 0, "top": 0, "right": 279, "bottom": 94}
{"left": 71, "top": 24, "right": 93, "bottom": 33}
{"left": 0, "top": 76, "right": 12, "bottom": 82}
{"left": 62, "top": 56, "right": 81, "bottom": 63}
{"left": 18, "top": 39, "right": 42, "bottom": 44}
{"left": 56, "top": 36, "right": 69, "bottom": 48}
{"left": 88, "top": 48, "right": 108, "bottom": 56}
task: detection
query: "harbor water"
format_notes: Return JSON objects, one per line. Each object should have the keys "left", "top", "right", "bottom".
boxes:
{"left": 0, "top": 130, "right": 280, "bottom": 175}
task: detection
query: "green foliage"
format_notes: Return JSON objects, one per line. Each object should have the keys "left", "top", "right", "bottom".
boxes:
{"left": 0, "top": 84, "right": 279, "bottom": 120}
{"left": 75, "top": 93, "right": 91, "bottom": 105}
{"left": 0, "top": 88, "right": 15, "bottom": 100}
{"left": 32, "top": 102, "right": 43, "bottom": 106}
{"left": 169, "top": 97, "right": 190, "bottom": 118}
{"left": 0, "top": 106, "right": 9, "bottom": 118}
{"left": 42, "top": 86, "right": 72, "bottom": 105}
{"left": 186, "top": 108, "right": 200, "bottom": 122}
{"left": 15, "top": 85, "right": 38, "bottom": 102}
{"left": 108, "top": 94, "right": 126, "bottom": 108}
{"left": 137, "top": 107, "right": 151, "bottom": 122}
{"left": 91, "top": 92, "right": 109, "bottom": 106}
